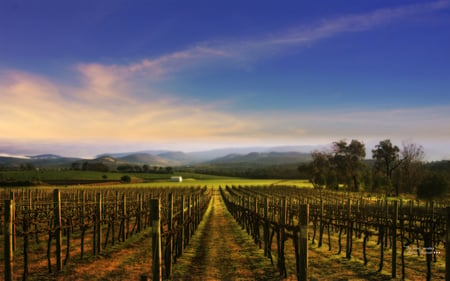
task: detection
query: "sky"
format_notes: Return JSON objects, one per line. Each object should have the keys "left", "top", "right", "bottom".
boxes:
{"left": 0, "top": 0, "right": 449, "bottom": 160}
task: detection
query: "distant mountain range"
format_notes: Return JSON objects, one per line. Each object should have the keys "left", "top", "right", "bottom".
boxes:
{"left": 207, "top": 151, "right": 311, "bottom": 166}
{"left": 0, "top": 145, "right": 319, "bottom": 169}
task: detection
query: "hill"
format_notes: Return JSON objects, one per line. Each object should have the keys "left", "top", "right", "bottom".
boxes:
{"left": 118, "top": 153, "right": 176, "bottom": 166}
{"left": 207, "top": 151, "right": 311, "bottom": 166}
{"left": 1, "top": 146, "right": 318, "bottom": 170}
{"left": 0, "top": 154, "right": 80, "bottom": 168}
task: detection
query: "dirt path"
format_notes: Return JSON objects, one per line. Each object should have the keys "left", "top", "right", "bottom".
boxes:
{"left": 171, "top": 192, "right": 280, "bottom": 281}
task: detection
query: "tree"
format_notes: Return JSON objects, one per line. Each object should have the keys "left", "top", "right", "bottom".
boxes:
{"left": 117, "top": 164, "right": 133, "bottom": 172}
{"left": 372, "top": 139, "right": 402, "bottom": 195}
{"left": 25, "top": 163, "right": 35, "bottom": 171}
{"left": 82, "top": 162, "right": 89, "bottom": 171}
{"left": 398, "top": 142, "right": 425, "bottom": 194}
{"left": 372, "top": 139, "right": 400, "bottom": 179}
{"left": 308, "top": 150, "right": 334, "bottom": 189}
{"left": 120, "top": 175, "right": 131, "bottom": 183}
{"left": 417, "top": 172, "right": 448, "bottom": 199}
{"left": 71, "top": 162, "right": 81, "bottom": 170}
{"left": 331, "top": 139, "right": 366, "bottom": 192}
{"left": 372, "top": 140, "right": 425, "bottom": 196}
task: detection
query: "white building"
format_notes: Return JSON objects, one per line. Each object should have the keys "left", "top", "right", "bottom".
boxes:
{"left": 170, "top": 176, "right": 183, "bottom": 182}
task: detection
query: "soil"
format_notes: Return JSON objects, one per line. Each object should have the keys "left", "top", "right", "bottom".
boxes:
{"left": 170, "top": 192, "right": 280, "bottom": 280}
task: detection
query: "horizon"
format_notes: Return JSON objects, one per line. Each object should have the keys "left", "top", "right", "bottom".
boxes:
{"left": 1, "top": 1, "right": 449, "bottom": 161}
{"left": 0, "top": 141, "right": 448, "bottom": 162}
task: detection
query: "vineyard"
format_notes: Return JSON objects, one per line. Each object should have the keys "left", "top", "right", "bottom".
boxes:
{"left": 1, "top": 184, "right": 449, "bottom": 280}
{"left": 221, "top": 185, "right": 449, "bottom": 280}
{"left": 1, "top": 186, "right": 211, "bottom": 280}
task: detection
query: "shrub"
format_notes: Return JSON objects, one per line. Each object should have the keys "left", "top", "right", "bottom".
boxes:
{"left": 120, "top": 175, "right": 131, "bottom": 183}
{"left": 417, "top": 172, "right": 448, "bottom": 199}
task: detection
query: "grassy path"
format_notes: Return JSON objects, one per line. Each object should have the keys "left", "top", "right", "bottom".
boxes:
{"left": 171, "top": 192, "right": 280, "bottom": 281}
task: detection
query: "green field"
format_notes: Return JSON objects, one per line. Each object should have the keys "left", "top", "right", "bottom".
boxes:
{"left": 0, "top": 169, "right": 313, "bottom": 189}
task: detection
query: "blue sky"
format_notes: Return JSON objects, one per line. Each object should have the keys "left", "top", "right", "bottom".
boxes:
{"left": 0, "top": 0, "right": 449, "bottom": 159}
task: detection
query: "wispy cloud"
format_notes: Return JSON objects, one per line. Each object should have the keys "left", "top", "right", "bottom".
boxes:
{"left": 0, "top": 70, "right": 250, "bottom": 143}
{"left": 79, "top": 1, "right": 449, "bottom": 81}
{"left": 217, "top": 0, "right": 449, "bottom": 59}
{"left": 274, "top": 0, "right": 449, "bottom": 42}
{"left": 1, "top": 69, "right": 448, "bottom": 145}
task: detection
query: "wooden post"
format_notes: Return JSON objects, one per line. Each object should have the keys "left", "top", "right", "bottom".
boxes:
{"left": 151, "top": 199, "right": 162, "bottom": 281}
{"left": 298, "top": 204, "right": 309, "bottom": 281}
{"left": 10, "top": 192, "right": 16, "bottom": 252}
{"left": 264, "top": 196, "right": 269, "bottom": 256}
{"left": 4, "top": 199, "right": 13, "bottom": 281}
{"left": 346, "top": 197, "right": 352, "bottom": 259}
{"left": 113, "top": 191, "right": 118, "bottom": 245}
{"left": 278, "top": 197, "right": 287, "bottom": 277}
{"left": 246, "top": 194, "right": 251, "bottom": 234}
{"left": 392, "top": 200, "right": 398, "bottom": 278}
{"left": 96, "top": 193, "right": 102, "bottom": 254}
{"left": 166, "top": 193, "right": 173, "bottom": 278}
{"left": 192, "top": 195, "right": 197, "bottom": 232}
{"left": 180, "top": 195, "right": 185, "bottom": 253}
{"left": 80, "top": 191, "right": 86, "bottom": 259}
{"left": 446, "top": 207, "right": 450, "bottom": 281}
{"left": 187, "top": 196, "right": 192, "bottom": 242}
{"left": 122, "top": 194, "right": 127, "bottom": 241}
{"left": 138, "top": 193, "right": 143, "bottom": 233}
{"left": 196, "top": 194, "right": 200, "bottom": 229}
{"left": 318, "top": 198, "right": 324, "bottom": 247}
{"left": 409, "top": 200, "right": 413, "bottom": 240}
{"left": 28, "top": 189, "right": 32, "bottom": 210}
{"left": 53, "top": 189, "right": 62, "bottom": 271}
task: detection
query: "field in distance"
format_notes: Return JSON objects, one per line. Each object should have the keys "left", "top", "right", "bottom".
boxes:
{"left": 0, "top": 169, "right": 313, "bottom": 189}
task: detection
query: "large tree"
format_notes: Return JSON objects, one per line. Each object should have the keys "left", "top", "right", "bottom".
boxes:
{"left": 308, "top": 150, "right": 336, "bottom": 189}
{"left": 372, "top": 140, "right": 425, "bottom": 196}
{"left": 372, "top": 139, "right": 401, "bottom": 181}
{"left": 372, "top": 139, "right": 402, "bottom": 195}
{"left": 398, "top": 142, "right": 425, "bottom": 194}
{"left": 331, "top": 139, "right": 366, "bottom": 192}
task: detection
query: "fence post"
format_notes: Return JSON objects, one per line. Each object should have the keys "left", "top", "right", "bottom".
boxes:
{"left": 392, "top": 200, "right": 398, "bottom": 278}
{"left": 80, "top": 191, "right": 86, "bottom": 259}
{"left": 10, "top": 192, "right": 16, "bottom": 252}
{"left": 187, "top": 196, "right": 192, "bottom": 243}
{"left": 122, "top": 194, "right": 127, "bottom": 241}
{"left": 298, "top": 204, "right": 309, "bottom": 281}
{"left": 180, "top": 195, "right": 185, "bottom": 253}
{"left": 138, "top": 193, "right": 143, "bottom": 233}
{"left": 346, "top": 197, "right": 352, "bottom": 259}
{"left": 96, "top": 193, "right": 102, "bottom": 254}
{"left": 53, "top": 189, "right": 62, "bottom": 271}
{"left": 4, "top": 199, "right": 13, "bottom": 281}
{"left": 166, "top": 193, "right": 173, "bottom": 278}
{"left": 196, "top": 194, "right": 200, "bottom": 229}
{"left": 318, "top": 198, "right": 324, "bottom": 247}
{"left": 446, "top": 207, "right": 450, "bottom": 281}
{"left": 151, "top": 198, "right": 162, "bottom": 281}
{"left": 264, "top": 196, "right": 269, "bottom": 256}
{"left": 113, "top": 191, "right": 118, "bottom": 245}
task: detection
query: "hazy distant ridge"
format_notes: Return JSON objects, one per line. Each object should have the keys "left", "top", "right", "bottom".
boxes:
{"left": 0, "top": 145, "right": 320, "bottom": 168}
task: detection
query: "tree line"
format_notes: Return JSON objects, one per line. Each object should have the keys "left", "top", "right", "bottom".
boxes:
{"left": 71, "top": 162, "right": 174, "bottom": 174}
{"left": 299, "top": 139, "right": 449, "bottom": 199}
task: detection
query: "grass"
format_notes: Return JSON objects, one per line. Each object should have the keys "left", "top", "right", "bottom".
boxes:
{"left": 0, "top": 169, "right": 313, "bottom": 190}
